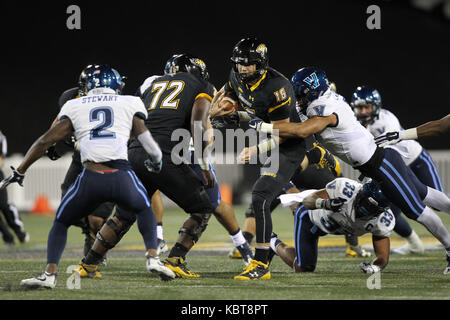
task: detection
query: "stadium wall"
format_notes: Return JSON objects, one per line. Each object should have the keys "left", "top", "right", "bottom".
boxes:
{"left": 3, "top": 150, "right": 450, "bottom": 211}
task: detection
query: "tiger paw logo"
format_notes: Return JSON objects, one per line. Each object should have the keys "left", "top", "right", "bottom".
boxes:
{"left": 256, "top": 44, "right": 267, "bottom": 55}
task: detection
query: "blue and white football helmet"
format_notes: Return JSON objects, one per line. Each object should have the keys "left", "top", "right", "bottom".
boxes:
{"left": 354, "top": 180, "right": 390, "bottom": 219}
{"left": 291, "top": 67, "right": 330, "bottom": 110}
{"left": 350, "top": 86, "right": 382, "bottom": 126}
{"left": 80, "top": 64, "right": 125, "bottom": 95}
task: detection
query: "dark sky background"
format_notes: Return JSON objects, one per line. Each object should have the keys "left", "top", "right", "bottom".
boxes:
{"left": 1, "top": 0, "right": 449, "bottom": 154}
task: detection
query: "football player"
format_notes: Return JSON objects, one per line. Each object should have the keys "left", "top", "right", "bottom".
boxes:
{"left": 252, "top": 67, "right": 450, "bottom": 274}
{"left": 375, "top": 114, "right": 449, "bottom": 144}
{"left": 211, "top": 37, "right": 307, "bottom": 280}
{"left": 115, "top": 54, "right": 252, "bottom": 279}
{"left": 352, "top": 86, "right": 445, "bottom": 254}
{"left": 0, "top": 131, "right": 29, "bottom": 245}
{"left": 1, "top": 65, "right": 174, "bottom": 288}
{"left": 134, "top": 55, "right": 253, "bottom": 266}
{"left": 272, "top": 178, "right": 393, "bottom": 274}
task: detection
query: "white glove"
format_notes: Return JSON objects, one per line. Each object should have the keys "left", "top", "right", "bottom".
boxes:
{"left": 360, "top": 262, "right": 381, "bottom": 274}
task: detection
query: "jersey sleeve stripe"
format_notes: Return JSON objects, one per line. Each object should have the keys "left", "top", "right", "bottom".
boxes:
{"left": 134, "top": 112, "right": 147, "bottom": 120}
{"left": 268, "top": 97, "right": 291, "bottom": 113}
{"left": 195, "top": 93, "right": 213, "bottom": 102}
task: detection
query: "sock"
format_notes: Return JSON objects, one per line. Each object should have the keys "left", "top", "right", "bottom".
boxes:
{"left": 157, "top": 223, "right": 164, "bottom": 240}
{"left": 46, "top": 221, "right": 68, "bottom": 264}
{"left": 417, "top": 206, "right": 450, "bottom": 248}
{"left": 168, "top": 242, "right": 189, "bottom": 259}
{"left": 243, "top": 231, "right": 254, "bottom": 244}
{"left": 423, "top": 187, "right": 450, "bottom": 214}
{"left": 254, "top": 247, "right": 270, "bottom": 264}
{"left": 230, "top": 228, "right": 247, "bottom": 247}
{"left": 270, "top": 236, "right": 281, "bottom": 253}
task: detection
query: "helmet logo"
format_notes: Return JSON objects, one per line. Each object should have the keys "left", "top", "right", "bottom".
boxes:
{"left": 303, "top": 72, "right": 320, "bottom": 89}
{"left": 191, "top": 58, "right": 206, "bottom": 69}
{"left": 256, "top": 44, "right": 267, "bottom": 55}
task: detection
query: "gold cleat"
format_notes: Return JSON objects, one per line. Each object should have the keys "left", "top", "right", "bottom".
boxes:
{"left": 346, "top": 244, "right": 371, "bottom": 258}
{"left": 73, "top": 263, "right": 102, "bottom": 278}
{"left": 234, "top": 259, "right": 271, "bottom": 280}
{"left": 228, "top": 247, "right": 243, "bottom": 259}
{"left": 164, "top": 257, "right": 200, "bottom": 278}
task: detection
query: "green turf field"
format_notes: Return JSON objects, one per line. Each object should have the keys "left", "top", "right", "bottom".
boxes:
{"left": 0, "top": 206, "right": 449, "bottom": 300}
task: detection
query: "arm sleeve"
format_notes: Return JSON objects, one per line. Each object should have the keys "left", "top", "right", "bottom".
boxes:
{"left": 0, "top": 132, "right": 7, "bottom": 157}
{"left": 137, "top": 131, "right": 162, "bottom": 164}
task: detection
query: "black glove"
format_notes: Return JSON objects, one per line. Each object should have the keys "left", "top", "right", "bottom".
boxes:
{"left": 144, "top": 158, "right": 162, "bottom": 173}
{"left": 46, "top": 145, "right": 61, "bottom": 161}
{"left": 210, "top": 114, "right": 240, "bottom": 129}
{"left": 322, "top": 197, "right": 346, "bottom": 212}
{"left": 0, "top": 166, "right": 25, "bottom": 190}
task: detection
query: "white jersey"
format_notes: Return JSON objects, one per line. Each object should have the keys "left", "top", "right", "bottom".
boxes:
{"left": 58, "top": 90, "right": 147, "bottom": 163}
{"left": 367, "top": 109, "right": 422, "bottom": 166}
{"left": 279, "top": 178, "right": 395, "bottom": 237}
{"left": 306, "top": 90, "right": 377, "bottom": 167}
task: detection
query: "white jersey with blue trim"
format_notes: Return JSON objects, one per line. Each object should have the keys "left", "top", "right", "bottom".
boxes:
{"left": 367, "top": 108, "right": 422, "bottom": 166}
{"left": 308, "top": 178, "right": 395, "bottom": 237}
{"left": 58, "top": 89, "right": 147, "bottom": 163}
{"left": 306, "top": 90, "right": 377, "bottom": 167}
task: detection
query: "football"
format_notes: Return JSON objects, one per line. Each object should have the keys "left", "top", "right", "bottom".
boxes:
{"left": 218, "top": 92, "right": 239, "bottom": 114}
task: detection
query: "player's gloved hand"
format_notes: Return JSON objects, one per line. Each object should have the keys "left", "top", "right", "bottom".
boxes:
{"left": 374, "top": 131, "right": 401, "bottom": 147}
{"left": 322, "top": 197, "right": 346, "bottom": 212}
{"left": 210, "top": 114, "right": 240, "bottom": 129}
{"left": 144, "top": 159, "right": 162, "bottom": 174}
{"left": 360, "top": 262, "right": 381, "bottom": 274}
{"left": 45, "top": 145, "right": 61, "bottom": 161}
{"left": 0, "top": 166, "right": 25, "bottom": 190}
{"left": 248, "top": 117, "right": 263, "bottom": 131}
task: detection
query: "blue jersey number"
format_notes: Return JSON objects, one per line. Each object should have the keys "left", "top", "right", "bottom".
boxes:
{"left": 90, "top": 107, "right": 116, "bottom": 139}
{"left": 379, "top": 211, "right": 394, "bottom": 227}
{"left": 342, "top": 182, "right": 355, "bottom": 198}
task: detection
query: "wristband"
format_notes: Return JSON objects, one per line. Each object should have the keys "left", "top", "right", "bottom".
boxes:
{"left": 257, "top": 138, "right": 277, "bottom": 154}
{"left": 197, "top": 158, "right": 210, "bottom": 171}
{"left": 315, "top": 198, "right": 324, "bottom": 209}
{"left": 400, "top": 128, "right": 418, "bottom": 141}
{"left": 258, "top": 122, "right": 274, "bottom": 134}
{"left": 371, "top": 264, "right": 381, "bottom": 273}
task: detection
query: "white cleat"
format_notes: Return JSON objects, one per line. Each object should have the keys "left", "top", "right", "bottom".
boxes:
{"left": 444, "top": 255, "right": 450, "bottom": 275}
{"left": 20, "top": 272, "right": 56, "bottom": 289}
{"left": 145, "top": 253, "right": 175, "bottom": 281}
{"left": 391, "top": 231, "right": 424, "bottom": 255}
{"left": 156, "top": 239, "right": 169, "bottom": 255}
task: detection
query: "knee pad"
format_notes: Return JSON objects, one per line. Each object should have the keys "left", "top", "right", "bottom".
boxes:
{"left": 178, "top": 214, "right": 212, "bottom": 243}
{"left": 96, "top": 217, "right": 133, "bottom": 250}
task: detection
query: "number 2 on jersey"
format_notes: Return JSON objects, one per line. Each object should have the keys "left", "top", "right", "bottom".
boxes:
{"left": 148, "top": 80, "right": 185, "bottom": 110}
{"left": 90, "top": 107, "right": 115, "bottom": 139}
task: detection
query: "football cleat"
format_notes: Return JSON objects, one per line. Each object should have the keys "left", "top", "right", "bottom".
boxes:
{"left": 18, "top": 232, "right": 30, "bottom": 244}
{"left": 236, "top": 243, "right": 254, "bottom": 265}
{"left": 145, "top": 253, "right": 175, "bottom": 281}
{"left": 228, "top": 247, "right": 243, "bottom": 259}
{"left": 73, "top": 263, "right": 102, "bottom": 278}
{"left": 314, "top": 144, "right": 341, "bottom": 177}
{"left": 20, "top": 272, "right": 56, "bottom": 289}
{"left": 444, "top": 254, "right": 450, "bottom": 275}
{"left": 156, "top": 239, "right": 169, "bottom": 255}
{"left": 346, "top": 244, "right": 372, "bottom": 258}
{"left": 391, "top": 231, "right": 424, "bottom": 255}
{"left": 234, "top": 259, "right": 271, "bottom": 280}
{"left": 164, "top": 257, "right": 200, "bottom": 278}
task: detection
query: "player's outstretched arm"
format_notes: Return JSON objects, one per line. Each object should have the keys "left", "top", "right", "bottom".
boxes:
{"left": 17, "top": 118, "right": 74, "bottom": 174}
{"left": 417, "top": 114, "right": 450, "bottom": 138}
{"left": 256, "top": 114, "right": 337, "bottom": 138}
{"left": 360, "top": 235, "right": 389, "bottom": 273}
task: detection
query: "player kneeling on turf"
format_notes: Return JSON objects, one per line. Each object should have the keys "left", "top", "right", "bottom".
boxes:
{"left": 272, "top": 178, "right": 393, "bottom": 273}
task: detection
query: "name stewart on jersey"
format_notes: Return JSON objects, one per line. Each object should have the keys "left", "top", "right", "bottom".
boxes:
{"left": 81, "top": 95, "right": 118, "bottom": 104}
